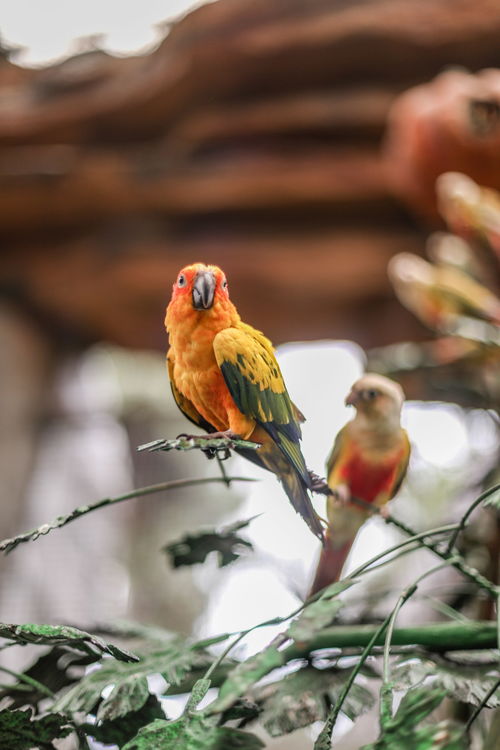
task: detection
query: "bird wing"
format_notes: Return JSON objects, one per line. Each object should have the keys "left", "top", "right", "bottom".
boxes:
{"left": 213, "top": 324, "right": 309, "bottom": 483}
{"left": 167, "top": 349, "right": 215, "bottom": 432}
{"left": 388, "top": 429, "right": 411, "bottom": 498}
{"left": 325, "top": 425, "right": 350, "bottom": 485}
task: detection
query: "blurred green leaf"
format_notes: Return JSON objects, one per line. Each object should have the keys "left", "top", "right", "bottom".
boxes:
{"left": 362, "top": 719, "right": 467, "bottom": 749}
{"left": 0, "top": 647, "right": 94, "bottom": 708}
{"left": 0, "top": 708, "right": 71, "bottom": 749}
{"left": 209, "top": 644, "right": 285, "bottom": 714}
{"left": 165, "top": 518, "right": 256, "bottom": 568}
{"left": 123, "top": 716, "right": 264, "bottom": 750}
{"left": 288, "top": 580, "right": 354, "bottom": 642}
{"left": 54, "top": 637, "right": 213, "bottom": 720}
{"left": 85, "top": 695, "right": 165, "bottom": 747}
{"left": 394, "top": 655, "right": 500, "bottom": 707}
{"left": 0, "top": 622, "right": 137, "bottom": 662}
{"left": 256, "top": 665, "right": 374, "bottom": 736}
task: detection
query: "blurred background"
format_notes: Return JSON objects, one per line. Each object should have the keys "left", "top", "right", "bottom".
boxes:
{"left": 1, "top": 1, "right": 500, "bottom": 747}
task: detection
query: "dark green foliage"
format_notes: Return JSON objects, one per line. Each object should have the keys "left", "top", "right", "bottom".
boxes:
{"left": 0, "top": 647, "right": 94, "bottom": 709}
{"left": 0, "top": 707, "right": 71, "bottom": 749}
{"left": 362, "top": 687, "right": 467, "bottom": 750}
{"left": 122, "top": 717, "right": 264, "bottom": 750}
{"left": 85, "top": 695, "right": 166, "bottom": 747}
{"left": 165, "top": 518, "right": 255, "bottom": 568}
{"left": 0, "top": 622, "right": 137, "bottom": 662}
{"left": 54, "top": 636, "right": 213, "bottom": 720}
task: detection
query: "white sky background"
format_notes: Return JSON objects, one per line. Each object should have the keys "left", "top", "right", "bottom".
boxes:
{"left": 1, "top": 0, "right": 207, "bottom": 67}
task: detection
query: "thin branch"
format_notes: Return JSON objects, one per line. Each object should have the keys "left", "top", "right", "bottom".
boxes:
{"left": 0, "top": 664, "right": 56, "bottom": 700}
{"left": 0, "top": 476, "right": 256, "bottom": 554}
{"left": 445, "top": 483, "right": 500, "bottom": 554}
{"left": 380, "top": 560, "right": 458, "bottom": 723}
{"left": 465, "top": 677, "right": 500, "bottom": 732}
{"left": 345, "top": 493, "right": 499, "bottom": 598}
{"left": 137, "top": 435, "right": 261, "bottom": 455}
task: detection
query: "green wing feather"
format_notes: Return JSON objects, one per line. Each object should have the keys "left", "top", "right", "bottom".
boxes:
{"left": 167, "top": 350, "right": 215, "bottom": 433}
{"left": 213, "top": 325, "right": 309, "bottom": 484}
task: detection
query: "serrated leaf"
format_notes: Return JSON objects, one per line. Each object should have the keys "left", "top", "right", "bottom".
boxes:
{"left": 123, "top": 716, "right": 264, "bottom": 750}
{"left": 394, "top": 656, "right": 500, "bottom": 707}
{"left": 256, "top": 665, "right": 374, "bottom": 736}
{"left": 0, "top": 622, "right": 137, "bottom": 662}
{"left": 54, "top": 636, "right": 214, "bottom": 720}
{"left": 86, "top": 694, "right": 165, "bottom": 747}
{"left": 289, "top": 580, "right": 354, "bottom": 642}
{"left": 362, "top": 719, "right": 467, "bottom": 750}
{"left": 385, "top": 686, "right": 446, "bottom": 732}
{"left": 0, "top": 708, "right": 71, "bottom": 749}
{"left": 165, "top": 518, "right": 256, "bottom": 568}
{"left": 209, "top": 644, "right": 285, "bottom": 714}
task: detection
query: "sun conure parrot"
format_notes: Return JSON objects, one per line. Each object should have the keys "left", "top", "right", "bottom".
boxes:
{"left": 165, "top": 262, "right": 324, "bottom": 541}
{"left": 310, "top": 374, "right": 410, "bottom": 595}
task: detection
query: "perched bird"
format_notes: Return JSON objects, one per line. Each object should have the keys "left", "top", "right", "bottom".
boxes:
{"left": 387, "top": 252, "right": 500, "bottom": 331}
{"left": 310, "top": 374, "right": 410, "bottom": 595}
{"left": 165, "top": 262, "right": 324, "bottom": 541}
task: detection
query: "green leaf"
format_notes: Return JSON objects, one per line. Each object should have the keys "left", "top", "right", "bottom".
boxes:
{"left": 85, "top": 694, "right": 165, "bottom": 747}
{"left": 0, "top": 647, "right": 94, "bottom": 708}
{"left": 362, "top": 720, "right": 467, "bottom": 750}
{"left": 209, "top": 644, "right": 285, "bottom": 714}
{"left": 0, "top": 708, "right": 71, "bottom": 749}
{"left": 165, "top": 518, "right": 256, "bottom": 568}
{"left": 123, "top": 716, "right": 264, "bottom": 750}
{"left": 288, "top": 580, "right": 354, "bottom": 642}
{"left": 54, "top": 636, "right": 214, "bottom": 720}
{"left": 256, "top": 665, "right": 374, "bottom": 736}
{"left": 385, "top": 685, "right": 447, "bottom": 731}
{"left": 0, "top": 622, "right": 137, "bottom": 662}
{"left": 394, "top": 655, "right": 500, "bottom": 707}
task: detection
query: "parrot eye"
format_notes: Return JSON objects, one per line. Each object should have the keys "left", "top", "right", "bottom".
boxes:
{"left": 366, "top": 389, "right": 378, "bottom": 400}
{"left": 221, "top": 279, "right": 228, "bottom": 290}
{"left": 177, "top": 274, "right": 187, "bottom": 288}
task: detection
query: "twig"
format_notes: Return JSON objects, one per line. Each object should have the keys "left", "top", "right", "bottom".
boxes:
{"left": 465, "top": 677, "right": 500, "bottom": 732}
{"left": 446, "top": 483, "right": 500, "bottom": 554}
{"left": 344, "top": 492, "right": 499, "bottom": 598}
{"left": 0, "top": 664, "right": 55, "bottom": 700}
{"left": 0, "top": 476, "right": 256, "bottom": 554}
{"left": 380, "top": 560, "right": 458, "bottom": 723}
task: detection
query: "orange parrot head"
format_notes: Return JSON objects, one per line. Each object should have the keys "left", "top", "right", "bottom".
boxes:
{"left": 165, "top": 263, "right": 236, "bottom": 331}
{"left": 345, "top": 373, "right": 405, "bottom": 423}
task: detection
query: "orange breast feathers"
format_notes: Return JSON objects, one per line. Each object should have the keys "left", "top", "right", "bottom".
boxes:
{"left": 331, "top": 438, "right": 409, "bottom": 506}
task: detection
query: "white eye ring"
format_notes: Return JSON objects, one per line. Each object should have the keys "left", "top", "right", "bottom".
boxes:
{"left": 222, "top": 279, "right": 228, "bottom": 289}
{"left": 177, "top": 274, "right": 186, "bottom": 288}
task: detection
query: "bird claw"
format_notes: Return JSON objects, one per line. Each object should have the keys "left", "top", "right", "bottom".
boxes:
{"left": 308, "top": 471, "right": 332, "bottom": 495}
{"left": 175, "top": 431, "right": 238, "bottom": 461}
{"left": 332, "top": 484, "right": 351, "bottom": 507}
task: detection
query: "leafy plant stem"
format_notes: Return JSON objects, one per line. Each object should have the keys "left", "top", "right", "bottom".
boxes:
{"left": 0, "top": 664, "right": 55, "bottom": 700}
{"left": 380, "top": 559, "right": 458, "bottom": 723}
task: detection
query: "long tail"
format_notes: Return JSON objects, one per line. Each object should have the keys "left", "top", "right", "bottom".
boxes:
{"left": 309, "top": 504, "right": 368, "bottom": 595}
{"left": 278, "top": 468, "right": 325, "bottom": 542}
{"left": 309, "top": 536, "right": 352, "bottom": 596}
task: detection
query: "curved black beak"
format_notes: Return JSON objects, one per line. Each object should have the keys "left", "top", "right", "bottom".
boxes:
{"left": 192, "top": 270, "right": 216, "bottom": 310}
